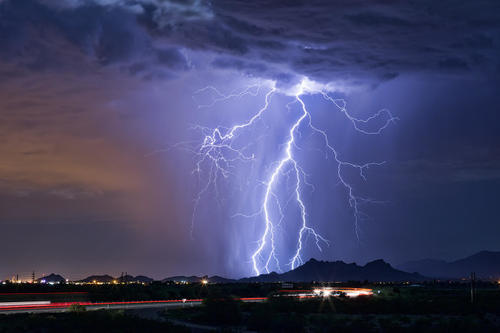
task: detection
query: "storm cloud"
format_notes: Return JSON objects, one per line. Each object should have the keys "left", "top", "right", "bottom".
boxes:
{"left": 1, "top": 0, "right": 499, "bottom": 86}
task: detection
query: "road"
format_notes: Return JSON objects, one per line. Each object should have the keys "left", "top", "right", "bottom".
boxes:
{"left": 0, "top": 297, "right": 266, "bottom": 315}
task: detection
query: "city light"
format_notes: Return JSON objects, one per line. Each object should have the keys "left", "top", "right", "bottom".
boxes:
{"left": 313, "top": 288, "right": 332, "bottom": 297}
{"left": 292, "top": 287, "right": 373, "bottom": 298}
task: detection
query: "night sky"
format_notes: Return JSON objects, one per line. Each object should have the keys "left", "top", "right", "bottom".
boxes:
{"left": 1, "top": 0, "right": 500, "bottom": 280}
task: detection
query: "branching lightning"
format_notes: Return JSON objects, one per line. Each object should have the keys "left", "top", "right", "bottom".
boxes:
{"left": 182, "top": 78, "right": 397, "bottom": 276}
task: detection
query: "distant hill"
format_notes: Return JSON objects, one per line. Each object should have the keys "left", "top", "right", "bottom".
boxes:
{"left": 77, "top": 274, "right": 154, "bottom": 283}
{"left": 134, "top": 275, "right": 154, "bottom": 283}
{"left": 210, "top": 275, "right": 236, "bottom": 283}
{"left": 240, "top": 258, "right": 427, "bottom": 282}
{"left": 118, "top": 275, "right": 154, "bottom": 283}
{"left": 162, "top": 259, "right": 427, "bottom": 283}
{"left": 79, "top": 275, "right": 115, "bottom": 283}
{"left": 162, "top": 275, "right": 235, "bottom": 283}
{"left": 162, "top": 275, "right": 204, "bottom": 283}
{"left": 37, "top": 273, "right": 66, "bottom": 284}
{"left": 397, "top": 251, "right": 500, "bottom": 279}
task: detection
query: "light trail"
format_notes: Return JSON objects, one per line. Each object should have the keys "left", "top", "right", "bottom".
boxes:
{"left": 0, "top": 299, "right": 204, "bottom": 311}
{"left": 279, "top": 287, "right": 373, "bottom": 298}
{"left": 184, "top": 78, "right": 396, "bottom": 276}
{"left": 0, "top": 292, "right": 87, "bottom": 296}
{"left": 0, "top": 298, "right": 268, "bottom": 312}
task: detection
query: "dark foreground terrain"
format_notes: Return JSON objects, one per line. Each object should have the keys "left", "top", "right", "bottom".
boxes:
{"left": 0, "top": 310, "right": 189, "bottom": 333}
{"left": 1, "top": 282, "right": 499, "bottom": 332}
{"left": 161, "top": 284, "right": 500, "bottom": 332}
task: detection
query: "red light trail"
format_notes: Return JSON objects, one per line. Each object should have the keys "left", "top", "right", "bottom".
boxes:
{"left": 0, "top": 298, "right": 267, "bottom": 311}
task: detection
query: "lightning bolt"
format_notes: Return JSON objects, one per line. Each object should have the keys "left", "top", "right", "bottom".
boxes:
{"left": 182, "top": 78, "right": 397, "bottom": 276}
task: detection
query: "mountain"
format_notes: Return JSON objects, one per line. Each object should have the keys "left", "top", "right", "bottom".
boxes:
{"left": 77, "top": 274, "right": 154, "bottom": 283}
{"left": 162, "top": 275, "right": 204, "bottom": 283}
{"left": 162, "top": 259, "right": 427, "bottom": 283}
{"left": 240, "top": 258, "right": 427, "bottom": 282}
{"left": 134, "top": 275, "right": 154, "bottom": 283}
{"left": 37, "top": 273, "right": 66, "bottom": 284}
{"left": 209, "top": 275, "right": 236, "bottom": 283}
{"left": 397, "top": 251, "right": 500, "bottom": 279}
{"left": 162, "top": 275, "right": 236, "bottom": 283}
{"left": 79, "top": 275, "right": 115, "bottom": 283}
{"left": 118, "top": 275, "right": 154, "bottom": 283}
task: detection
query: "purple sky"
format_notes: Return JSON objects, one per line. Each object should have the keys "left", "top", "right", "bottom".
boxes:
{"left": 1, "top": 0, "right": 500, "bottom": 280}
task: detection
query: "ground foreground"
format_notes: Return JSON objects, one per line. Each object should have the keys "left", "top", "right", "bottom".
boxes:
{"left": 0, "top": 283, "right": 499, "bottom": 332}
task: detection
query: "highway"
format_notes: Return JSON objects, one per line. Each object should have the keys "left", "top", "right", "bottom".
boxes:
{"left": 0, "top": 297, "right": 267, "bottom": 315}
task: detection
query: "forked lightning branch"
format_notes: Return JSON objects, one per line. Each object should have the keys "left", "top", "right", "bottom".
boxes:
{"left": 182, "top": 78, "right": 397, "bottom": 276}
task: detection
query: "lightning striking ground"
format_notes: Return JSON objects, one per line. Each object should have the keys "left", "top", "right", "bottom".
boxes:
{"left": 184, "top": 78, "right": 397, "bottom": 276}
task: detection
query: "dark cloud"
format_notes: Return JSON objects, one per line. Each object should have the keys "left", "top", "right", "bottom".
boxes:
{"left": 211, "top": 57, "right": 267, "bottom": 75}
{"left": 1, "top": 0, "right": 499, "bottom": 85}
{"left": 156, "top": 48, "right": 189, "bottom": 69}
{"left": 206, "top": 0, "right": 500, "bottom": 85}
{"left": 344, "top": 11, "right": 415, "bottom": 27}
{"left": 438, "top": 57, "right": 469, "bottom": 71}
{"left": 0, "top": 0, "right": 190, "bottom": 78}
